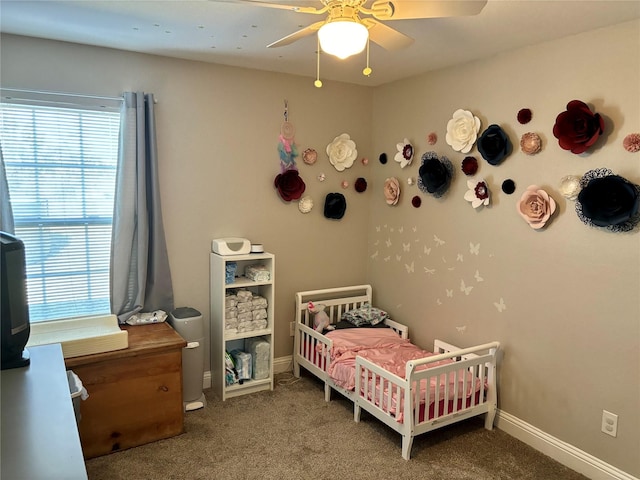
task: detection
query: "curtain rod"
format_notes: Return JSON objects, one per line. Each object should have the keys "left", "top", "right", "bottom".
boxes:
{"left": 1, "top": 87, "right": 124, "bottom": 103}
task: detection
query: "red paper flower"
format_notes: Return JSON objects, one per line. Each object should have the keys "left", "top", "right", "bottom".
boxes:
{"left": 274, "top": 169, "right": 306, "bottom": 202}
{"left": 461, "top": 156, "right": 478, "bottom": 176}
{"left": 517, "top": 108, "right": 532, "bottom": 124}
{"left": 355, "top": 177, "right": 367, "bottom": 193}
{"left": 552, "top": 100, "right": 604, "bottom": 154}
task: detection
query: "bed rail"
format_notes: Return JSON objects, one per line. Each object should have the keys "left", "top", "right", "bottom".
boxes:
{"left": 354, "top": 341, "right": 500, "bottom": 460}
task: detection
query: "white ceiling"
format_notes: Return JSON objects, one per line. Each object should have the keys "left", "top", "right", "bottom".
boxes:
{"left": 1, "top": 0, "right": 639, "bottom": 87}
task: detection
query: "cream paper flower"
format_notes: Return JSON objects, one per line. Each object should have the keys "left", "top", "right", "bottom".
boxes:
{"left": 298, "top": 196, "right": 313, "bottom": 213}
{"left": 326, "top": 133, "right": 357, "bottom": 172}
{"left": 464, "top": 179, "right": 490, "bottom": 209}
{"left": 394, "top": 138, "right": 414, "bottom": 168}
{"left": 445, "top": 109, "right": 481, "bottom": 153}
{"left": 559, "top": 175, "right": 582, "bottom": 200}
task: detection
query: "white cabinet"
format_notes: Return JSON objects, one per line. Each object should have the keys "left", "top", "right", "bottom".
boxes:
{"left": 210, "top": 252, "right": 274, "bottom": 400}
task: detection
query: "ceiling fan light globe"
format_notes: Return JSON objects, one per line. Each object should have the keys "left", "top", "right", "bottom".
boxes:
{"left": 318, "top": 21, "right": 368, "bottom": 60}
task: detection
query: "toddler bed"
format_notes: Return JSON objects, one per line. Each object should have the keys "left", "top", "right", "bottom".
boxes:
{"left": 293, "top": 284, "right": 500, "bottom": 460}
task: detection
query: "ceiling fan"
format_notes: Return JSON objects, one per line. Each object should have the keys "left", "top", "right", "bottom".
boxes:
{"left": 231, "top": 0, "right": 488, "bottom": 58}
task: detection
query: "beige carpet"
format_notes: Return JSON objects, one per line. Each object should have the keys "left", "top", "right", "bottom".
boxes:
{"left": 86, "top": 372, "right": 589, "bottom": 480}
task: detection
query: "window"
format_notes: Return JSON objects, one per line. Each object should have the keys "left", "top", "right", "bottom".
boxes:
{"left": 1, "top": 94, "right": 121, "bottom": 322}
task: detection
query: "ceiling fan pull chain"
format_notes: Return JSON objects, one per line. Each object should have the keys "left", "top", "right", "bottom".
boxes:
{"left": 314, "top": 36, "right": 323, "bottom": 88}
{"left": 363, "top": 37, "right": 372, "bottom": 77}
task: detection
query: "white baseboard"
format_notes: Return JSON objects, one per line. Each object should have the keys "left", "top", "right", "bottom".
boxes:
{"left": 201, "top": 355, "right": 293, "bottom": 391}
{"left": 495, "top": 410, "right": 638, "bottom": 480}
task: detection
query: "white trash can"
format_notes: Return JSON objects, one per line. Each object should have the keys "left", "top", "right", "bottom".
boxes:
{"left": 66, "top": 370, "right": 88, "bottom": 425}
{"left": 169, "top": 307, "right": 206, "bottom": 411}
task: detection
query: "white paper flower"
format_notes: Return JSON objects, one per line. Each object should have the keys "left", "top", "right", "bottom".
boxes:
{"left": 464, "top": 179, "right": 490, "bottom": 209}
{"left": 394, "top": 138, "right": 414, "bottom": 168}
{"left": 326, "top": 133, "right": 357, "bottom": 172}
{"left": 298, "top": 196, "right": 313, "bottom": 213}
{"left": 559, "top": 175, "right": 582, "bottom": 200}
{"left": 445, "top": 109, "right": 481, "bottom": 153}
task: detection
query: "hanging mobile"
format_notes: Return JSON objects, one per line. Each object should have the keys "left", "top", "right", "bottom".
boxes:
{"left": 281, "top": 100, "right": 296, "bottom": 141}
{"left": 278, "top": 100, "right": 299, "bottom": 171}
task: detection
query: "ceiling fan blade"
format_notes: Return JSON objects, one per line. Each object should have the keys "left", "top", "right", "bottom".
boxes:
{"left": 267, "top": 20, "right": 325, "bottom": 48}
{"left": 370, "top": 0, "right": 487, "bottom": 20}
{"left": 212, "top": 0, "right": 325, "bottom": 15}
{"left": 363, "top": 18, "right": 414, "bottom": 51}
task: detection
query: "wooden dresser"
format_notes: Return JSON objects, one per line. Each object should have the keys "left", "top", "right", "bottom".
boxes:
{"left": 65, "top": 322, "right": 186, "bottom": 459}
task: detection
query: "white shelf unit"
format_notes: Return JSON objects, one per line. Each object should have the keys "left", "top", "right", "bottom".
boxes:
{"left": 210, "top": 252, "right": 275, "bottom": 400}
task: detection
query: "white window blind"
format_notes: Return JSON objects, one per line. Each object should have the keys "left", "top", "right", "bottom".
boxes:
{"left": 1, "top": 98, "right": 121, "bottom": 322}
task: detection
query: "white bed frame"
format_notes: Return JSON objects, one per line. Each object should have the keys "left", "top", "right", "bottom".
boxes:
{"left": 293, "top": 284, "right": 500, "bottom": 460}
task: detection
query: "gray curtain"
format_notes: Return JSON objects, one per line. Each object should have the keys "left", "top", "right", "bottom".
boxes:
{"left": 0, "top": 145, "right": 15, "bottom": 234}
{"left": 110, "top": 92, "right": 174, "bottom": 323}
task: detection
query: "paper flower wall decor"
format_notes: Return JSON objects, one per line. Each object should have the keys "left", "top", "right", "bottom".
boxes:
{"left": 445, "top": 109, "right": 481, "bottom": 153}
{"left": 384, "top": 177, "right": 401, "bottom": 205}
{"left": 478, "top": 124, "right": 511, "bottom": 165}
{"left": 623, "top": 133, "right": 640, "bottom": 153}
{"left": 517, "top": 185, "right": 556, "bottom": 230}
{"left": 464, "top": 179, "right": 490, "bottom": 209}
{"left": 326, "top": 133, "right": 357, "bottom": 171}
{"left": 520, "top": 132, "right": 542, "bottom": 155}
{"left": 552, "top": 100, "right": 604, "bottom": 154}
{"left": 517, "top": 108, "right": 532, "bottom": 124}
{"left": 395, "top": 138, "right": 414, "bottom": 168}
{"left": 502, "top": 179, "right": 516, "bottom": 195}
{"left": 412, "top": 196, "right": 422, "bottom": 208}
{"left": 417, "top": 152, "right": 453, "bottom": 198}
{"left": 298, "top": 196, "right": 313, "bottom": 213}
{"left": 302, "top": 148, "right": 317, "bottom": 165}
{"left": 427, "top": 132, "right": 438, "bottom": 145}
{"left": 559, "top": 175, "right": 582, "bottom": 200}
{"left": 274, "top": 169, "right": 306, "bottom": 202}
{"left": 575, "top": 168, "right": 640, "bottom": 232}
{"left": 379, "top": 153, "right": 388, "bottom": 164}
{"left": 324, "top": 193, "right": 347, "bottom": 220}
{"left": 361, "top": 157, "right": 369, "bottom": 165}
{"left": 355, "top": 177, "right": 367, "bottom": 193}
{"left": 461, "top": 156, "right": 478, "bottom": 176}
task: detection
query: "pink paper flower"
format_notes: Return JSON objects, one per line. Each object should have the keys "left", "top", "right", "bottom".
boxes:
{"left": 623, "top": 133, "right": 640, "bottom": 153}
{"left": 517, "top": 185, "right": 556, "bottom": 229}
{"left": 384, "top": 177, "right": 401, "bottom": 205}
{"left": 520, "top": 132, "right": 542, "bottom": 155}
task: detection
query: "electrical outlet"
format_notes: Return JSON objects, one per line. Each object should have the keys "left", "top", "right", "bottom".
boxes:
{"left": 601, "top": 410, "right": 618, "bottom": 437}
{"left": 289, "top": 321, "right": 295, "bottom": 337}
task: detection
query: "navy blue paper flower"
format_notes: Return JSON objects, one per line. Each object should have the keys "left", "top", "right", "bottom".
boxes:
{"left": 478, "top": 124, "right": 511, "bottom": 166}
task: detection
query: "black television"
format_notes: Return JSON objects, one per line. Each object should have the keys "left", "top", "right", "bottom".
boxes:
{"left": 1, "top": 231, "right": 31, "bottom": 370}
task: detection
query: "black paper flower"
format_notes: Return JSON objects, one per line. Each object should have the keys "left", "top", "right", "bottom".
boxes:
{"left": 323, "top": 193, "right": 347, "bottom": 220}
{"left": 417, "top": 152, "right": 453, "bottom": 198}
{"left": 576, "top": 168, "right": 640, "bottom": 232}
{"left": 478, "top": 124, "right": 512, "bottom": 166}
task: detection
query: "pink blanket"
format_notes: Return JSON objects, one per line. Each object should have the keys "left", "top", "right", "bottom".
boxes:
{"left": 324, "top": 329, "right": 481, "bottom": 417}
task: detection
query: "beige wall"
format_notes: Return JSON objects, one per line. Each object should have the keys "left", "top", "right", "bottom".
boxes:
{"left": 368, "top": 20, "right": 639, "bottom": 476}
{"left": 2, "top": 18, "right": 639, "bottom": 476}
{"left": 0, "top": 34, "right": 372, "bottom": 367}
